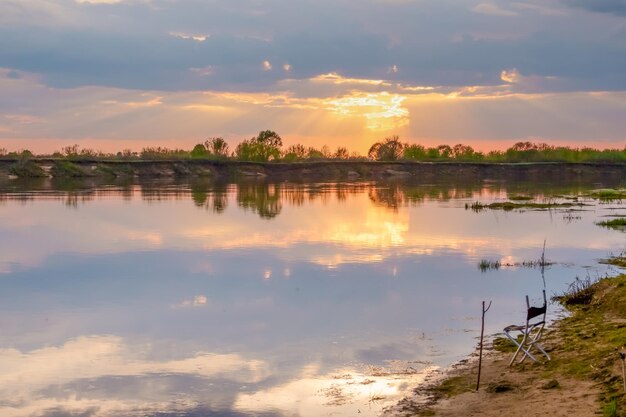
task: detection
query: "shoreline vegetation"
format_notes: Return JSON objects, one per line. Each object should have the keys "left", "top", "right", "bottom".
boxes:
{"left": 388, "top": 255, "right": 626, "bottom": 417}
{"left": 2, "top": 133, "right": 626, "bottom": 180}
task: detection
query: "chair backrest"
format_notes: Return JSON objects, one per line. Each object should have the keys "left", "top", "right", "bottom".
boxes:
{"left": 525, "top": 290, "right": 547, "bottom": 322}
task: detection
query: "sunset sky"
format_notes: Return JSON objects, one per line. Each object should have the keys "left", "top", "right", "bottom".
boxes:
{"left": 1, "top": 0, "right": 626, "bottom": 153}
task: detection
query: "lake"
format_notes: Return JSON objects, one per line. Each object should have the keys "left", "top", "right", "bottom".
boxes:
{"left": 0, "top": 177, "right": 624, "bottom": 417}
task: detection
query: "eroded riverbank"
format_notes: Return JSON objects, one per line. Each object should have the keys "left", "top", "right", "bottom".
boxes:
{"left": 1, "top": 159, "right": 626, "bottom": 182}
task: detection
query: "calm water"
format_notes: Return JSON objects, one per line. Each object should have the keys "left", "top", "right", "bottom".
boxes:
{"left": 0, "top": 178, "right": 624, "bottom": 417}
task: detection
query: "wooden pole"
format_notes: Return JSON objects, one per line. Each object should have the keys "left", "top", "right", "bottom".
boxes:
{"left": 476, "top": 300, "right": 492, "bottom": 391}
{"left": 619, "top": 351, "right": 626, "bottom": 391}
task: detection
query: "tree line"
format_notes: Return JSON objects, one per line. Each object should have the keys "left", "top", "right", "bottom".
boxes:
{"left": 2, "top": 131, "right": 625, "bottom": 163}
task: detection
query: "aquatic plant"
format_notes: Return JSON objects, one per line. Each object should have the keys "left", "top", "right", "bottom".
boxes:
{"left": 467, "top": 201, "right": 585, "bottom": 212}
{"left": 589, "top": 189, "right": 626, "bottom": 201}
{"left": 596, "top": 218, "right": 626, "bottom": 230}
{"left": 478, "top": 259, "right": 501, "bottom": 272}
{"left": 478, "top": 257, "right": 553, "bottom": 272}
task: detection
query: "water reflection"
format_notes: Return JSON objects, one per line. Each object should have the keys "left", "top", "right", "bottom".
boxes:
{"left": 0, "top": 177, "right": 624, "bottom": 417}
{"left": 190, "top": 180, "right": 230, "bottom": 213}
{"left": 2, "top": 341, "right": 273, "bottom": 417}
{"left": 1, "top": 177, "right": 621, "bottom": 217}
{"left": 1, "top": 334, "right": 432, "bottom": 417}
{"left": 237, "top": 183, "right": 282, "bottom": 219}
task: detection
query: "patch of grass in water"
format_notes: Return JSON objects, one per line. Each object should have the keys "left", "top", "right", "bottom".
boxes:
{"left": 466, "top": 201, "right": 586, "bottom": 212}
{"left": 596, "top": 218, "right": 626, "bottom": 230}
{"left": 589, "top": 189, "right": 626, "bottom": 201}
{"left": 478, "top": 258, "right": 554, "bottom": 272}
{"left": 479, "top": 259, "right": 501, "bottom": 272}
{"left": 604, "top": 254, "right": 626, "bottom": 269}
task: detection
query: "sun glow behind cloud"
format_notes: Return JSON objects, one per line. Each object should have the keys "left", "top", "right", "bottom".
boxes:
{"left": 327, "top": 93, "right": 409, "bottom": 131}
{"left": 311, "top": 72, "right": 391, "bottom": 86}
{"left": 1, "top": 66, "right": 626, "bottom": 154}
{"left": 0, "top": 0, "right": 625, "bottom": 152}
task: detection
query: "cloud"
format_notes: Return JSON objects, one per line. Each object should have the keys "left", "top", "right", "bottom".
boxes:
{"left": 3, "top": 114, "right": 44, "bottom": 124}
{"left": 2, "top": 64, "right": 626, "bottom": 154}
{"left": 0, "top": 0, "right": 80, "bottom": 28}
{"left": 563, "top": 0, "right": 626, "bottom": 16}
{"left": 6, "top": 69, "right": 21, "bottom": 79}
{"left": 500, "top": 68, "right": 521, "bottom": 83}
{"left": 172, "top": 294, "right": 209, "bottom": 308}
{"left": 0, "top": 0, "right": 625, "bottom": 94}
{"left": 0, "top": 1, "right": 625, "bottom": 149}
{"left": 75, "top": 0, "right": 124, "bottom": 4}
{"left": 169, "top": 31, "right": 208, "bottom": 42}
{"left": 311, "top": 72, "right": 391, "bottom": 86}
{"left": 472, "top": 2, "right": 519, "bottom": 16}
{"left": 327, "top": 92, "right": 410, "bottom": 131}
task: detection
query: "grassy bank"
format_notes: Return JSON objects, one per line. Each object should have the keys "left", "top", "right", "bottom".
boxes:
{"left": 399, "top": 257, "right": 626, "bottom": 417}
{"left": 548, "top": 266, "right": 626, "bottom": 416}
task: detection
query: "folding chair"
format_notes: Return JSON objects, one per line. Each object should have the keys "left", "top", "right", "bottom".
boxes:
{"left": 503, "top": 290, "right": 551, "bottom": 366}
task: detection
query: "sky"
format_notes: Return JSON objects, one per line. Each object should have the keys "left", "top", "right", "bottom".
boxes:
{"left": 1, "top": 0, "right": 626, "bottom": 154}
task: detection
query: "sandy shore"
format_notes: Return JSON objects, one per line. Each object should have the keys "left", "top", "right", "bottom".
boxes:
{"left": 385, "top": 269, "right": 626, "bottom": 417}
{"left": 384, "top": 348, "right": 600, "bottom": 417}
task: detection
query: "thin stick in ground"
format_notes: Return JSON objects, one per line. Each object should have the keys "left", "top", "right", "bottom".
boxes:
{"left": 476, "top": 300, "right": 492, "bottom": 391}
